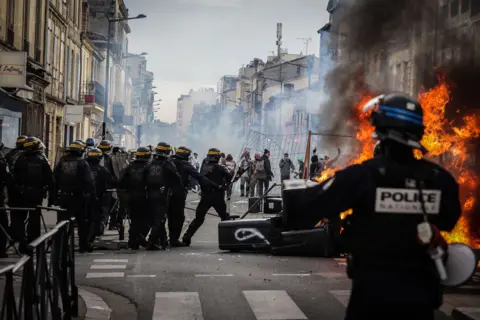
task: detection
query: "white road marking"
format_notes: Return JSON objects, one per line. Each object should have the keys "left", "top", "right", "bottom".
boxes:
{"left": 194, "top": 274, "right": 234, "bottom": 277}
{"left": 272, "top": 273, "right": 311, "bottom": 277}
{"left": 127, "top": 274, "right": 156, "bottom": 278}
{"left": 93, "top": 259, "right": 128, "bottom": 263}
{"left": 330, "top": 290, "right": 351, "bottom": 307}
{"left": 86, "top": 272, "right": 125, "bottom": 278}
{"left": 312, "top": 272, "right": 345, "bottom": 278}
{"left": 153, "top": 292, "right": 204, "bottom": 320}
{"left": 194, "top": 240, "right": 217, "bottom": 243}
{"left": 243, "top": 290, "right": 307, "bottom": 320}
{"left": 90, "top": 264, "right": 127, "bottom": 270}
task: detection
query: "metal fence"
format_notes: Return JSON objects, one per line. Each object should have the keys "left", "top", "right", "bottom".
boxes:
{"left": 0, "top": 217, "right": 78, "bottom": 320}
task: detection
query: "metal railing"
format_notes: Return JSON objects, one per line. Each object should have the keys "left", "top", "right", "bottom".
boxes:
{"left": 0, "top": 216, "right": 78, "bottom": 320}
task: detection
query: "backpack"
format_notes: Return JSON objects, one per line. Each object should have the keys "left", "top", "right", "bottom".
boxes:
{"left": 255, "top": 159, "right": 265, "bottom": 172}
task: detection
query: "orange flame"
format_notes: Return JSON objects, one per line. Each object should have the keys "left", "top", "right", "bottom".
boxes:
{"left": 313, "top": 76, "right": 480, "bottom": 248}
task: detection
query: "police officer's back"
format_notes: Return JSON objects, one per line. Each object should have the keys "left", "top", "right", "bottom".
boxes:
{"left": 284, "top": 93, "right": 461, "bottom": 319}
{"left": 86, "top": 148, "right": 113, "bottom": 237}
{"left": 172, "top": 146, "right": 217, "bottom": 191}
{"left": 145, "top": 142, "right": 182, "bottom": 249}
{"left": 120, "top": 147, "right": 151, "bottom": 249}
{"left": 13, "top": 137, "right": 55, "bottom": 243}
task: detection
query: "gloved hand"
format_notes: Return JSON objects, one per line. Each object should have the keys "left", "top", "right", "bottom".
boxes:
{"left": 429, "top": 224, "right": 448, "bottom": 252}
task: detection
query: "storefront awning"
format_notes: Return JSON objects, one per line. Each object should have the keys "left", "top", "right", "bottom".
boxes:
{"left": 0, "top": 87, "right": 28, "bottom": 113}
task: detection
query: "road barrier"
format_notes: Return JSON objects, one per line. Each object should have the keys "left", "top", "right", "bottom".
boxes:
{"left": 0, "top": 217, "right": 78, "bottom": 320}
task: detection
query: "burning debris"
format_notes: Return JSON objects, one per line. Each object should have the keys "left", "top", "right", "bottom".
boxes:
{"left": 314, "top": 72, "right": 480, "bottom": 248}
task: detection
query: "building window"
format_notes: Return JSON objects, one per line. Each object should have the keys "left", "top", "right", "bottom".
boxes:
{"left": 6, "top": 0, "right": 15, "bottom": 30}
{"left": 451, "top": 0, "right": 459, "bottom": 17}
{"left": 461, "top": 0, "right": 470, "bottom": 13}
{"left": 440, "top": 4, "right": 448, "bottom": 20}
{"left": 35, "top": 0, "right": 43, "bottom": 59}
{"left": 472, "top": 0, "right": 480, "bottom": 15}
{"left": 46, "top": 20, "right": 52, "bottom": 71}
{"left": 24, "top": 0, "right": 30, "bottom": 44}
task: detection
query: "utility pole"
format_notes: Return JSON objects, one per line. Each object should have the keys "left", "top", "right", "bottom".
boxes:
{"left": 296, "top": 37, "right": 312, "bottom": 56}
{"left": 276, "top": 23, "right": 283, "bottom": 92}
{"left": 276, "top": 23, "right": 282, "bottom": 60}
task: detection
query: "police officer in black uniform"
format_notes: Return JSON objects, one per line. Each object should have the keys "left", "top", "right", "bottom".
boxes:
{"left": 85, "top": 148, "right": 113, "bottom": 245}
{"left": 182, "top": 148, "right": 232, "bottom": 246}
{"left": 145, "top": 142, "right": 182, "bottom": 250}
{"left": 98, "top": 140, "right": 119, "bottom": 229}
{"left": 6, "top": 136, "right": 27, "bottom": 242}
{"left": 119, "top": 147, "right": 151, "bottom": 249}
{"left": 282, "top": 93, "right": 461, "bottom": 320}
{"left": 54, "top": 141, "right": 96, "bottom": 252}
{"left": 169, "top": 146, "right": 218, "bottom": 247}
{"left": 0, "top": 149, "right": 12, "bottom": 257}
{"left": 13, "top": 137, "right": 55, "bottom": 246}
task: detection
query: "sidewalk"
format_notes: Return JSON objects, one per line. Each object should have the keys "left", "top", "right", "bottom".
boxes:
{"left": 445, "top": 269, "right": 480, "bottom": 320}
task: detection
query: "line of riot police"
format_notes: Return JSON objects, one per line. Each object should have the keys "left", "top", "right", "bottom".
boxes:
{"left": 120, "top": 143, "right": 235, "bottom": 250}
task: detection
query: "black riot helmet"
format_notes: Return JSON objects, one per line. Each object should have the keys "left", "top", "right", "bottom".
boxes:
{"left": 155, "top": 142, "right": 171, "bottom": 157}
{"left": 135, "top": 146, "right": 151, "bottom": 161}
{"left": 98, "top": 140, "right": 113, "bottom": 153}
{"left": 86, "top": 147, "right": 103, "bottom": 162}
{"left": 75, "top": 139, "right": 86, "bottom": 146}
{"left": 175, "top": 146, "right": 191, "bottom": 160}
{"left": 363, "top": 92, "right": 426, "bottom": 153}
{"left": 206, "top": 148, "right": 221, "bottom": 163}
{"left": 68, "top": 141, "right": 85, "bottom": 156}
{"left": 86, "top": 137, "right": 95, "bottom": 147}
{"left": 23, "top": 137, "right": 43, "bottom": 152}
{"left": 15, "top": 135, "right": 28, "bottom": 149}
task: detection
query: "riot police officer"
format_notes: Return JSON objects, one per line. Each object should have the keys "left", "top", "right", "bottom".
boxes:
{"left": 54, "top": 141, "right": 96, "bottom": 252}
{"left": 169, "top": 146, "right": 217, "bottom": 247}
{"left": 282, "top": 93, "right": 461, "bottom": 319}
{"left": 119, "top": 147, "right": 151, "bottom": 249}
{"left": 0, "top": 149, "right": 12, "bottom": 257}
{"left": 98, "top": 140, "right": 119, "bottom": 229}
{"left": 85, "top": 148, "right": 113, "bottom": 244}
{"left": 182, "top": 148, "right": 232, "bottom": 246}
{"left": 13, "top": 137, "right": 55, "bottom": 246}
{"left": 6, "top": 135, "right": 27, "bottom": 242}
{"left": 145, "top": 142, "right": 182, "bottom": 250}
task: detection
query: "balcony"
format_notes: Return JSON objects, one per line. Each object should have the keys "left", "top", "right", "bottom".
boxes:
{"left": 81, "top": 81, "right": 105, "bottom": 114}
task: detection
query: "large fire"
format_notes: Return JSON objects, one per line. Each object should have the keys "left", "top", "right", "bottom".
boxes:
{"left": 315, "top": 76, "right": 480, "bottom": 248}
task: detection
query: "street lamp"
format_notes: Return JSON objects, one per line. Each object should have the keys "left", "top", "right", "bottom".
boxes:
{"left": 103, "top": 13, "right": 147, "bottom": 139}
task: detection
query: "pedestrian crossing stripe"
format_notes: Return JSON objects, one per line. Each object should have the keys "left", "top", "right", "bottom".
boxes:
{"left": 152, "top": 290, "right": 310, "bottom": 320}
{"left": 86, "top": 259, "right": 129, "bottom": 278}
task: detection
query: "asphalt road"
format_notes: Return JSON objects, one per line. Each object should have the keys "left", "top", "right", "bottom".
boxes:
{"left": 72, "top": 193, "right": 477, "bottom": 320}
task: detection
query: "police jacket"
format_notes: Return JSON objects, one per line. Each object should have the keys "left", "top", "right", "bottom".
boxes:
{"left": 172, "top": 156, "right": 217, "bottom": 190}
{"left": 294, "top": 155, "right": 461, "bottom": 306}
{"left": 145, "top": 157, "right": 182, "bottom": 195}
{"left": 200, "top": 161, "right": 232, "bottom": 193}
{"left": 53, "top": 153, "right": 95, "bottom": 196}
{"left": 119, "top": 160, "right": 149, "bottom": 199}
{"left": 88, "top": 161, "right": 113, "bottom": 198}
{"left": 5, "top": 148, "right": 22, "bottom": 169}
{"left": 13, "top": 151, "right": 55, "bottom": 202}
{"left": 102, "top": 153, "right": 118, "bottom": 187}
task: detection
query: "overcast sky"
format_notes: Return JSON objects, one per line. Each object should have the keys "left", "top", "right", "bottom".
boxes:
{"left": 125, "top": 0, "right": 330, "bottom": 123}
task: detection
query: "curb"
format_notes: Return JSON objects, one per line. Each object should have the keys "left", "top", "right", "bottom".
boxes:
{"left": 452, "top": 308, "right": 480, "bottom": 320}
{"left": 79, "top": 288, "right": 112, "bottom": 320}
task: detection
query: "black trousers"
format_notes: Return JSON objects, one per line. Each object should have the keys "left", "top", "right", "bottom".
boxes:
{"left": 148, "top": 197, "right": 168, "bottom": 246}
{"left": 167, "top": 193, "right": 186, "bottom": 242}
{"left": 183, "top": 192, "right": 229, "bottom": 241}
{"left": 128, "top": 198, "right": 149, "bottom": 246}
{"left": 0, "top": 209, "right": 8, "bottom": 256}
{"left": 346, "top": 274, "right": 437, "bottom": 320}
{"left": 59, "top": 193, "right": 88, "bottom": 251}
{"left": 8, "top": 190, "right": 26, "bottom": 242}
